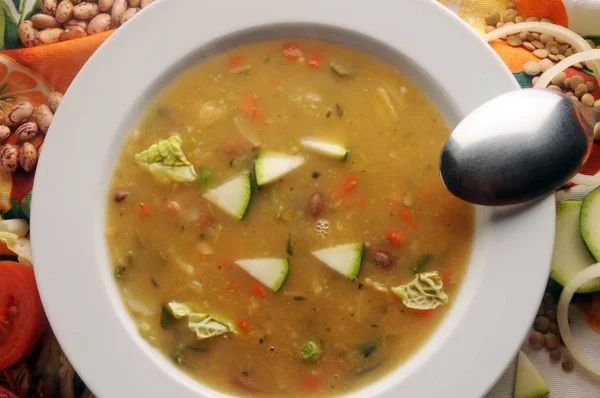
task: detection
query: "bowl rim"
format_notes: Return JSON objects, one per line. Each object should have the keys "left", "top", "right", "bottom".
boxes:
{"left": 31, "top": 0, "right": 555, "bottom": 397}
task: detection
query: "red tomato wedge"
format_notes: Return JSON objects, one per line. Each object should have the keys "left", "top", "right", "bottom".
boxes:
{"left": 0, "top": 386, "right": 18, "bottom": 398}
{"left": 0, "top": 261, "right": 46, "bottom": 369}
{"left": 282, "top": 43, "right": 303, "bottom": 60}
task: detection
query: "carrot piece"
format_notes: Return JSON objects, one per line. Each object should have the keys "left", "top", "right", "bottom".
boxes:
{"left": 239, "top": 93, "right": 258, "bottom": 113}
{"left": 342, "top": 173, "right": 359, "bottom": 193}
{"left": 228, "top": 55, "right": 247, "bottom": 74}
{"left": 400, "top": 210, "right": 417, "bottom": 229}
{"left": 307, "top": 52, "right": 323, "bottom": 68}
{"left": 282, "top": 43, "right": 303, "bottom": 60}
{"left": 248, "top": 106, "right": 265, "bottom": 122}
{"left": 359, "top": 197, "right": 367, "bottom": 207}
{"left": 414, "top": 309, "right": 434, "bottom": 319}
{"left": 303, "top": 375, "right": 319, "bottom": 391}
{"left": 385, "top": 229, "right": 405, "bottom": 246}
{"left": 237, "top": 319, "right": 250, "bottom": 333}
{"left": 440, "top": 271, "right": 453, "bottom": 286}
{"left": 138, "top": 203, "right": 150, "bottom": 218}
{"left": 239, "top": 92, "right": 265, "bottom": 122}
{"left": 252, "top": 283, "right": 267, "bottom": 298}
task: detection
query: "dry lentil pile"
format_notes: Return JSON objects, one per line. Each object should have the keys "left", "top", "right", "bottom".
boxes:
{"left": 0, "top": 92, "right": 63, "bottom": 174}
{"left": 18, "top": 0, "right": 154, "bottom": 47}
{"left": 484, "top": 4, "right": 600, "bottom": 107}
{"left": 528, "top": 286, "right": 574, "bottom": 372}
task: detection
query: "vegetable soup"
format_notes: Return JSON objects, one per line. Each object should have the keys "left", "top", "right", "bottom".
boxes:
{"left": 106, "top": 40, "right": 474, "bottom": 396}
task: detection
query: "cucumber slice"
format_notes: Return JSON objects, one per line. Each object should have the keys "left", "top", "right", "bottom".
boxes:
{"left": 234, "top": 258, "right": 289, "bottom": 292}
{"left": 300, "top": 138, "right": 348, "bottom": 160}
{"left": 202, "top": 172, "right": 252, "bottom": 220}
{"left": 311, "top": 242, "right": 364, "bottom": 280}
{"left": 581, "top": 185, "right": 600, "bottom": 260}
{"left": 551, "top": 201, "right": 600, "bottom": 293}
{"left": 255, "top": 151, "right": 305, "bottom": 186}
{"left": 514, "top": 351, "right": 550, "bottom": 398}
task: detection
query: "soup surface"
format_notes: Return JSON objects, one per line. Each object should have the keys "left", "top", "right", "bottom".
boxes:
{"left": 106, "top": 40, "right": 474, "bottom": 396}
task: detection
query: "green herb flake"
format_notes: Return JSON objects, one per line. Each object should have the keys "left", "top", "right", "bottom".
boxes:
{"left": 293, "top": 296, "right": 305, "bottom": 301}
{"left": 410, "top": 253, "right": 434, "bottom": 274}
{"left": 335, "top": 103, "right": 344, "bottom": 117}
{"left": 160, "top": 304, "right": 173, "bottom": 330}
{"left": 114, "top": 266, "right": 127, "bottom": 279}
{"left": 300, "top": 341, "right": 322, "bottom": 361}
{"left": 312, "top": 171, "right": 321, "bottom": 179}
{"left": 197, "top": 170, "right": 212, "bottom": 189}
{"left": 151, "top": 278, "right": 159, "bottom": 287}
{"left": 403, "top": 193, "right": 413, "bottom": 207}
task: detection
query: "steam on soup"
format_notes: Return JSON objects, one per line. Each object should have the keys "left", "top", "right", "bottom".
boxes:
{"left": 106, "top": 40, "right": 474, "bottom": 396}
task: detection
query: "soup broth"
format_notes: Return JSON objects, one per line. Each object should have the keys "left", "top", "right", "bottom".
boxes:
{"left": 106, "top": 40, "right": 474, "bottom": 396}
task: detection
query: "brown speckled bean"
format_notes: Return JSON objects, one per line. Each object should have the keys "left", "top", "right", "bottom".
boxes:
{"left": 111, "top": 0, "right": 127, "bottom": 25}
{"left": 35, "top": 28, "right": 64, "bottom": 45}
{"left": 15, "top": 121, "right": 39, "bottom": 142}
{"left": 120, "top": 7, "right": 139, "bottom": 24}
{"left": 98, "top": 0, "right": 114, "bottom": 11}
{"left": 0, "top": 126, "right": 10, "bottom": 142}
{"left": 40, "top": 0, "right": 58, "bottom": 15}
{"left": 55, "top": 0, "right": 74, "bottom": 23}
{"left": 140, "top": 0, "right": 153, "bottom": 8}
{"left": 87, "top": 13, "right": 111, "bottom": 34}
{"left": 31, "top": 13, "right": 60, "bottom": 29}
{"left": 73, "top": 1, "right": 99, "bottom": 19}
{"left": 0, "top": 145, "right": 18, "bottom": 173}
{"left": 46, "top": 92, "right": 63, "bottom": 113}
{"left": 34, "top": 104, "right": 53, "bottom": 134}
{"left": 6, "top": 102, "right": 34, "bottom": 127}
{"left": 18, "top": 21, "right": 38, "bottom": 48}
{"left": 18, "top": 142, "right": 37, "bottom": 172}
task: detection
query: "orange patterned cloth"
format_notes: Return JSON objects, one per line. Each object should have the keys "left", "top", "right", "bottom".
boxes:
{"left": 0, "top": 0, "right": 599, "bottom": 397}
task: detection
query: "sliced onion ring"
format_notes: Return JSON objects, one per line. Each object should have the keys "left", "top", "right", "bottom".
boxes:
{"left": 557, "top": 262, "right": 600, "bottom": 376}
{"left": 485, "top": 22, "right": 600, "bottom": 86}
{"left": 534, "top": 49, "right": 600, "bottom": 89}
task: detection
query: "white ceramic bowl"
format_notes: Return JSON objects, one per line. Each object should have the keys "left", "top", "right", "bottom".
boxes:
{"left": 31, "top": 0, "right": 555, "bottom": 397}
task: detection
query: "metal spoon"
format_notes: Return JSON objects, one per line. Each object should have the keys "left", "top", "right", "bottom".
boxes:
{"left": 440, "top": 88, "right": 598, "bottom": 206}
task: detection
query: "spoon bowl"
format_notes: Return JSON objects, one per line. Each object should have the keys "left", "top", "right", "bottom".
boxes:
{"left": 440, "top": 88, "right": 596, "bottom": 206}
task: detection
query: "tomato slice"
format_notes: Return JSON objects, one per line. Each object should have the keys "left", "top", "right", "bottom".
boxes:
{"left": 0, "top": 261, "right": 46, "bottom": 369}
{"left": 0, "top": 386, "right": 18, "bottom": 398}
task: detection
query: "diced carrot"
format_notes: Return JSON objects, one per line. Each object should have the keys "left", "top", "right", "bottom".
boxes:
{"left": 414, "top": 309, "right": 434, "bottom": 319}
{"left": 237, "top": 319, "right": 250, "bottom": 333}
{"left": 282, "top": 43, "right": 303, "bottom": 60}
{"left": 197, "top": 211, "right": 214, "bottom": 229}
{"left": 342, "top": 173, "right": 359, "bottom": 193}
{"left": 359, "top": 197, "right": 367, "bottom": 207}
{"left": 303, "top": 375, "right": 319, "bottom": 391}
{"left": 239, "top": 93, "right": 258, "bottom": 113}
{"left": 385, "top": 229, "right": 405, "bottom": 246}
{"left": 165, "top": 201, "right": 180, "bottom": 218}
{"left": 440, "top": 271, "right": 453, "bottom": 286}
{"left": 138, "top": 203, "right": 150, "bottom": 218}
{"left": 228, "top": 55, "right": 247, "bottom": 74}
{"left": 239, "top": 93, "right": 265, "bottom": 122}
{"left": 400, "top": 210, "right": 417, "bottom": 229}
{"left": 252, "top": 283, "right": 267, "bottom": 298}
{"left": 307, "top": 52, "right": 323, "bottom": 68}
{"left": 248, "top": 106, "right": 265, "bottom": 122}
